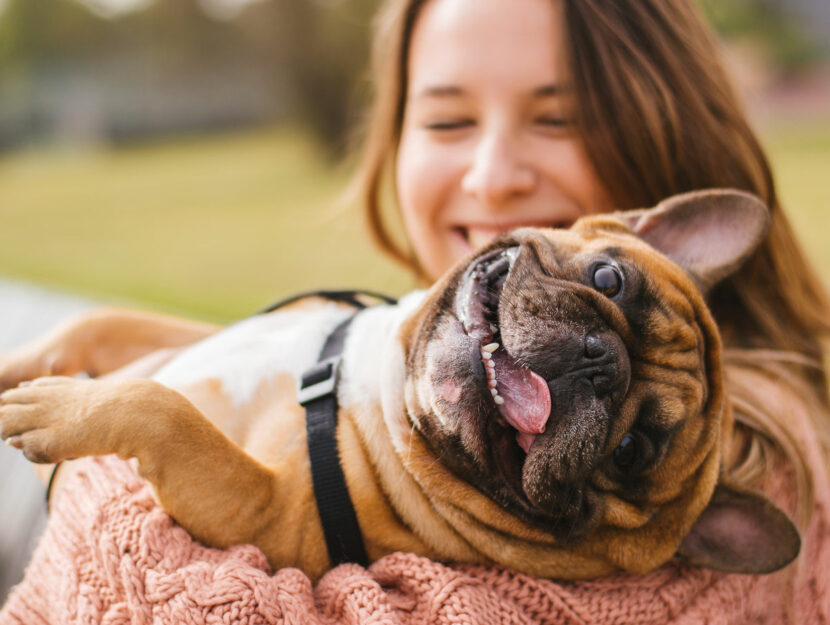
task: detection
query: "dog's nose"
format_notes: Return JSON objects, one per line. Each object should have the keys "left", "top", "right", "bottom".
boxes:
{"left": 583, "top": 333, "right": 629, "bottom": 398}
{"left": 584, "top": 335, "right": 607, "bottom": 359}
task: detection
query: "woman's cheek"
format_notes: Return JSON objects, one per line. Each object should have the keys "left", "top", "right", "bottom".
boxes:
{"left": 539, "top": 138, "right": 613, "bottom": 213}
{"left": 398, "top": 134, "right": 454, "bottom": 222}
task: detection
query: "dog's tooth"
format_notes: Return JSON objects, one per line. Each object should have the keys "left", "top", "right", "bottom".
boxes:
{"left": 494, "top": 394, "right": 505, "bottom": 405}
{"left": 490, "top": 388, "right": 498, "bottom": 397}
{"left": 488, "top": 379, "right": 497, "bottom": 389}
{"left": 489, "top": 324, "right": 498, "bottom": 334}
{"left": 481, "top": 350, "right": 492, "bottom": 360}
{"left": 482, "top": 342, "right": 499, "bottom": 353}
{"left": 486, "top": 359, "right": 495, "bottom": 369}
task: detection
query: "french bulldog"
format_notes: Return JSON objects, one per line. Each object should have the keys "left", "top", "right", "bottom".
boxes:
{"left": 0, "top": 189, "right": 800, "bottom": 581}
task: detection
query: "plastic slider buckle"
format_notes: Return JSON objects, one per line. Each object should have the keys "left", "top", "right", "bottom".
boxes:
{"left": 297, "top": 356, "right": 342, "bottom": 406}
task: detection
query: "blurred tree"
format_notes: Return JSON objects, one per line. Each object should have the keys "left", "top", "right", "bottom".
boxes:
{"left": 234, "top": 0, "right": 378, "bottom": 157}
{"left": 0, "top": 0, "right": 379, "bottom": 153}
{"left": 698, "top": 0, "right": 829, "bottom": 73}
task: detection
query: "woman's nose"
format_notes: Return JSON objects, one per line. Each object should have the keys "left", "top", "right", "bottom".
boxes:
{"left": 461, "top": 132, "right": 536, "bottom": 207}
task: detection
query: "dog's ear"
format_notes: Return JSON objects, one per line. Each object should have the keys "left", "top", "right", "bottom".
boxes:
{"left": 676, "top": 479, "right": 801, "bottom": 574}
{"left": 618, "top": 189, "right": 770, "bottom": 292}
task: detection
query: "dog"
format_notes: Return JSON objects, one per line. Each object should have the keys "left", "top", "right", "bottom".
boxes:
{"left": 0, "top": 189, "right": 800, "bottom": 581}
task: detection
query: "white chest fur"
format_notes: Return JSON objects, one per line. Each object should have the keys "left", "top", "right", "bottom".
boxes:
{"left": 153, "top": 305, "right": 352, "bottom": 407}
{"left": 152, "top": 292, "right": 426, "bottom": 410}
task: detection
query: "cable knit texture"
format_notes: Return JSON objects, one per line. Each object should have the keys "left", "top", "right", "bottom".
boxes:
{"left": 1, "top": 451, "right": 828, "bottom": 625}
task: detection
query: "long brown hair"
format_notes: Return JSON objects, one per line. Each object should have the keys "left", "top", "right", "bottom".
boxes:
{"left": 349, "top": 0, "right": 830, "bottom": 524}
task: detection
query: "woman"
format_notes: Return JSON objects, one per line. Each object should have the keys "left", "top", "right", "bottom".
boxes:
{"left": 1, "top": 0, "right": 828, "bottom": 622}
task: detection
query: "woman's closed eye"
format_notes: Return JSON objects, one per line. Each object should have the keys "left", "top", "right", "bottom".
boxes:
{"left": 532, "top": 115, "right": 572, "bottom": 134}
{"left": 423, "top": 118, "right": 475, "bottom": 132}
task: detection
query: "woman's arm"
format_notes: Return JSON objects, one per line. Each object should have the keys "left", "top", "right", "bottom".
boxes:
{"left": 0, "top": 306, "right": 220, "bottom": 493}
{"left": 0, "top": 306, "right": 220, "bottom": 391}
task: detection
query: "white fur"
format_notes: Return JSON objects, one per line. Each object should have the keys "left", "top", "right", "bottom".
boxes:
{"left": 339, "top": 291, "right": 426, "bottom": 414}
{"left": 153, "top": 305, "right": 353, "bottom": 407}
{"left": 153, "top": 293, "right": 427, "bottom": 411}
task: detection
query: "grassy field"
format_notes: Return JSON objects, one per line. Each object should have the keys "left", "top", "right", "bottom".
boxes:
{"left": 0, "top": 121, "right": 828, "bottom": 322}
{"left": 0, "top": 128, "right": 415, "bottom": 321}
{"left": 761, "top": 119, "right": 830, "bottom": 274}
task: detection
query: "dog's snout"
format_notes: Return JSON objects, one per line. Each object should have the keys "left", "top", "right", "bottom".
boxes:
{"left": 583, "top": 333, "right": 630, "bottom": 399}
{"left": 591, "top": 372, "right": 616, "bottom": 396}
{"left": 584, "top": 335, "right": 607, "bottom": 359}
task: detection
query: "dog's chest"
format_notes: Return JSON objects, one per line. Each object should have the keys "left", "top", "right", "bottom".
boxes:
{"left": 155, "top": 306, "right": 350, "bottom": 400}
{"left": 151, "top": 305, "right": 353, "bottom": 447}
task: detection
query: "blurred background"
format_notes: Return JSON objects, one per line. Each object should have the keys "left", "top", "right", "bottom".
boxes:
{"left": 0, "top": 0, "right": 828, "bottom": 604}
{"left": 0, "top": 0, "right": 828, "bottom": 321}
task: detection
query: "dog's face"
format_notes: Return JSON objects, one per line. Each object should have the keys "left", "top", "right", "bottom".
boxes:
{"left": 399, "top": 190, "right": 800, "bottom": 575}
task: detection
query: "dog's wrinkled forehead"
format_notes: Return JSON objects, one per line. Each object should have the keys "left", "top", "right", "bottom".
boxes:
{"left": 505, "top": 221, "right": 705, "bottom": 335}
{"left": 510, "top": 221, "right": 712, "bottom": 399}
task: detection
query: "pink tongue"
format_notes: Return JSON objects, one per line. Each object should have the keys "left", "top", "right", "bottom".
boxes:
{"left": 491, "top": 351, "right": 551, "bottom": 447}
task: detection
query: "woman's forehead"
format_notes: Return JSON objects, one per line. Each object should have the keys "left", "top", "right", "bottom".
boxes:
{"left": 407, "top": 0, "right": 569, "bottom": 94}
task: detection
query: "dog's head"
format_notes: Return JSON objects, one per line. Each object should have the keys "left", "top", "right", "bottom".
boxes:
{"left": 399, "top": 189, "right": 800, "bottom": 575}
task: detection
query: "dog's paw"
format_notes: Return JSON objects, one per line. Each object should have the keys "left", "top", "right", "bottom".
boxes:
{"left": 0, "top": 377, "right": 105, "bottom": 463}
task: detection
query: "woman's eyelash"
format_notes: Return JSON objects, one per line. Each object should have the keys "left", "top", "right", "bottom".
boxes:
{"left": 424, "top": 120, "right": 475, "bottom": 131}
{"left": 423, "top": 117, "right": 570, "bottom": 131}
{"left": 535, "top": 116, "right": 568, "bottom": 127}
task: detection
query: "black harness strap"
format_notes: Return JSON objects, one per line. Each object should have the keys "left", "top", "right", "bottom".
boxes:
{"left": 289, "top": 289, "right": 396, "bottom": 567}
{"left": 259, "top": 289, "right": 396, "bottom": 315}
{"left": 297, "top": 315, "right": 368, "bottom": 567}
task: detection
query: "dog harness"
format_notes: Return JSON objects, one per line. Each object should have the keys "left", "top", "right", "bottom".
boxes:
{"left": 264, "top": 290, "right": 397, "bottom": 568}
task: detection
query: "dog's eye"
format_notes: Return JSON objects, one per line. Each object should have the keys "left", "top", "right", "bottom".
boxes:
{"left": 613, "top": 434, "right": 638, "bottom": 470}
{"left": 612, "top": 432, "right": 656, "bottom": 477}
{"left": 592, "top": 264, "right": 622, "bottom": 297}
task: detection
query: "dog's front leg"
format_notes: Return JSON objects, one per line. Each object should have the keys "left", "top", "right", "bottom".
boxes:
{"left": 0, "top": 377, "right": 285, "bottom": 562}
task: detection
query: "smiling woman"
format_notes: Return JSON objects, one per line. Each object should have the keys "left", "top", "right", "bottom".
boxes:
{"left": 394, "top": 0, "right": 612, "bottom": 280}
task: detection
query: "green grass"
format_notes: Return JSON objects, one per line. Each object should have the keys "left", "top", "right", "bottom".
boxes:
{"left": 0, "top": 120, "right": 827, "bottom": 322}
{"left": 0, "top": 128, "right": 415, "bottom": 321}
{"left": 760, "top": 119, "right": 830, "bottom": 274}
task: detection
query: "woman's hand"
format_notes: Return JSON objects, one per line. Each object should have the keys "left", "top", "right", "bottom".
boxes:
{"left": 0, "top": 324, "right": 83, "bottom": 392}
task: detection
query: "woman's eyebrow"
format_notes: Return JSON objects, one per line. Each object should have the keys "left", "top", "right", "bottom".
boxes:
{"left": 410, "top": 83, "right": 569, "bottom": 100}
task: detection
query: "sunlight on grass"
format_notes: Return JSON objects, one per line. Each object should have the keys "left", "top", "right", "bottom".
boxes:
{"left": 0, "top": 128, "right": 415, "bottom": 320}
{"left": 0, "top": 121, "right": 827, "bottom": 321}
{"left": 760, "top": 119, "right": 830, "bottom": 275}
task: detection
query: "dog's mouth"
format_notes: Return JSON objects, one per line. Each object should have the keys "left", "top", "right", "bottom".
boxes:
{"left": 455, "top": 247, "right": 552, "bottom": 453}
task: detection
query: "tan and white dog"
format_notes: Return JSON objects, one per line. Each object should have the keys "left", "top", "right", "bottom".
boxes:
{"left": 0, "top": 189, "right": 800, "bottom": 581}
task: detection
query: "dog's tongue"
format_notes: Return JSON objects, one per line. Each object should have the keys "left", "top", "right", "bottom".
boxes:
{"left": 491, "top": 351, "right": 551, "bottom": 451}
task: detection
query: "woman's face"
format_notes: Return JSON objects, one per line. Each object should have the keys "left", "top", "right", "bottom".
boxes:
{"left": 396, "top": 0, "right": 613, "bottom": 280}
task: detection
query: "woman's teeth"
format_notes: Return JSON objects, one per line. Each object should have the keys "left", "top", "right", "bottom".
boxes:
{"left": 466, "top": 227, "right": 505, "bottom": 251}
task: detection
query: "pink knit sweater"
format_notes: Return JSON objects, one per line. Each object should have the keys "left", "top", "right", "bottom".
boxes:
{"left": 1, "top": 451, "right": 827, "bottom": 625}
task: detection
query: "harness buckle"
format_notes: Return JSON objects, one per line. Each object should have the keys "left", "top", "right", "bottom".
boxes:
{"left": 297, "top": 356, "right": 342, "bottom": 406}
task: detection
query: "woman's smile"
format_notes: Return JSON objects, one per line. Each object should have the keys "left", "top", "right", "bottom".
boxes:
{"left": 452, "top": 218, "right": 577, "bottom": 254}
